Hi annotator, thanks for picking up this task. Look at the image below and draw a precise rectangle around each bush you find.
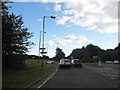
[2,54,26,70]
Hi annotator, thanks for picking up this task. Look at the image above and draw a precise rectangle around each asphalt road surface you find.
[30,63,119,88]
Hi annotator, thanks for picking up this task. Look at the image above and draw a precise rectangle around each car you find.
[113,60,120,64]
[105,61,114,64]
[59,59,71,69]
[71,59,82,68]
[45,60,55,64]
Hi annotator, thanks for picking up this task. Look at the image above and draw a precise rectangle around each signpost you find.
[93,56,97,59]
[93,56,102,67]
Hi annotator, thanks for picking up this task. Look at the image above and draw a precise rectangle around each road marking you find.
[111,78,115,79]
[103,73,106,76]
[84,65,117,88]
[37,68,58,88]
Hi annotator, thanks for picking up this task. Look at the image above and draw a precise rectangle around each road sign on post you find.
[40,48,46,50]
[93,56,97,59]
[98,60,102,67]
[41,52,47,54]
[93,56,98,62]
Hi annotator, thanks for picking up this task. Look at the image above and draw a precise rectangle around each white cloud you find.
[12,0,119,2]
[38,18,42,22]
[12,0,118,33]
[54,4,61,11]
[64,35,94,43]
[56,0,118,33]
[69,44,88,49]
[45,40,55,46]
[45,34,94,46]
[56,16,70,25]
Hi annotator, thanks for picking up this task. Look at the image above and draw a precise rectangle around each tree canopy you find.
[2,3,34,55]
[69,44,119,62]
[2,3,34,70]
[54,47,65,61]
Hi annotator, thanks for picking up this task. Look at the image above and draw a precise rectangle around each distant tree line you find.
[69,44,119,62]
[54,44,119,62]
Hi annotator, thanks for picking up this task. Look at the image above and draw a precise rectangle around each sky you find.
[7,0,119,58]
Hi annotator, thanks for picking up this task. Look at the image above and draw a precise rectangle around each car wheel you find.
[59,66,61,69]
[81,65,82,68]
[69,66,70,69]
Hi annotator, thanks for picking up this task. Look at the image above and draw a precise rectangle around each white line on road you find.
[84,65,118,88]
[37,68,58,88]
[111,78,115,79]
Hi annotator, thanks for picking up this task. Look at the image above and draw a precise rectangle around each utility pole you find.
[38,31,42,63]
[40,15,56,67]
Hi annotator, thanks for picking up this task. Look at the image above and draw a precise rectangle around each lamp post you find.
[38,31,46,63]
[41,15,56,67]
[38,31,42,63]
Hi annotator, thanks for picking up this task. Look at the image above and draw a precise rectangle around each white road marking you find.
[84,65,117,88]
[37,68,58,88]
[103,74,106,75]
[111,78,115,79]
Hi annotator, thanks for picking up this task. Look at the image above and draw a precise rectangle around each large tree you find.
[70,44,105,62]
[2,3,34,55]
[2,3,34,69]
[54,47,65,61]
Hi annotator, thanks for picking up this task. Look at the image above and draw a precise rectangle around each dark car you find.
[71,59,82,68]
[59,59,71,69]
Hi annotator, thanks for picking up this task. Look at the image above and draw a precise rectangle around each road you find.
[30,63,119,88]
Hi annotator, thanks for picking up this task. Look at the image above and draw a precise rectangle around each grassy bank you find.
[84,62,104,67]
[3,59,54,88]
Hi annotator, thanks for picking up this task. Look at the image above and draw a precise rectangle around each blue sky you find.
[9,0,118,57]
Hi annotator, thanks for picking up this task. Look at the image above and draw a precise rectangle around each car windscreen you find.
[74,60,81,63]
[65,60,70,63]
[60,60,65,63]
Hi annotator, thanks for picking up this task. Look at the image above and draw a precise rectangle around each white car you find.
[45,60,55,64]
[59,59,71,69]
[105,61,113,64]
[113,60,120,64]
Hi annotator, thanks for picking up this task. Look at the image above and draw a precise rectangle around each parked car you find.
[71,59,82,68]
[45,60,55,64]
[105,61,114,64]
[59,59,71,69]
[113,60,120,64]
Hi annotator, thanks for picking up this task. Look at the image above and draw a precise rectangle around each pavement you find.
[29,62,119,88]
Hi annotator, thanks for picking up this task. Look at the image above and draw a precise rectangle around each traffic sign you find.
[40,48,46,50]
[41,52,47,54]
[93,56,97,59]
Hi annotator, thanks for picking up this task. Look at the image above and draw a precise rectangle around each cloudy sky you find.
[10,0,119,57]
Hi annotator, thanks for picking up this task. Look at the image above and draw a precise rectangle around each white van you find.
[113,60,120,64]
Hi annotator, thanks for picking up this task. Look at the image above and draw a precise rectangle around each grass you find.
[84,62,104,67]
[3,59,54,88]
[25,59,49,68]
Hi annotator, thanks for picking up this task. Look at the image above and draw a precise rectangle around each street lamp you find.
[38,31,46,63]
[41,15,56,67]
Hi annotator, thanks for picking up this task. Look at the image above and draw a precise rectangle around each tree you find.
[54,47,65,61]
[70,44,105,62]
[2,3,34,70]
[2,3,34,55]
[114,43,120,61]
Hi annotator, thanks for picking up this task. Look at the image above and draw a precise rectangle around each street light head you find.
[51,16,56,19]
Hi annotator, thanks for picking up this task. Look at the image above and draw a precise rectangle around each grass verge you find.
[3,59,54,88]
